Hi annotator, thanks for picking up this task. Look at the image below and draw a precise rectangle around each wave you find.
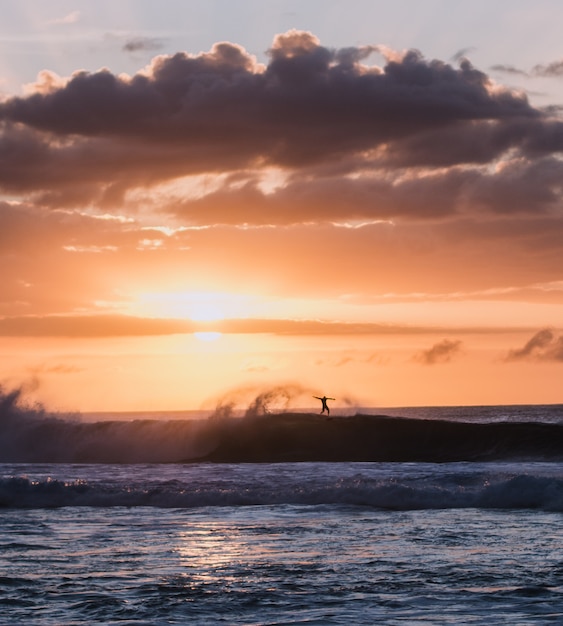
[1,469,562,512]
[2,386,563,463]
[197,412,563,463]
[0,386,217,463]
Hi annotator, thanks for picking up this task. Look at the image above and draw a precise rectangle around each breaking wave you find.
[1,385,563,464]
[0,386,217,463]
[1,464,562,511]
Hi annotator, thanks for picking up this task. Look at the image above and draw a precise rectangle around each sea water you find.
[1,403,562,625]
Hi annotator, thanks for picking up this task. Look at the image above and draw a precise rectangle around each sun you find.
[131,291,230,321]
[188,301,224,322]
[184,294,225,342]
[187,295,227,341]
[129,290,267,342]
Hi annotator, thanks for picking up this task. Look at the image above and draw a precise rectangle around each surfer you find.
[314,395,335,416]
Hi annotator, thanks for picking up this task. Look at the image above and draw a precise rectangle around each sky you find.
[1,0,563,412]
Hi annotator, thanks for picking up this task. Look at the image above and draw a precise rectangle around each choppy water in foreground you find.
[1,461,563,625]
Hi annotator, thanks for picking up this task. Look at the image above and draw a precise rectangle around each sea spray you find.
[211,382,322,417]
[0,384,216,463]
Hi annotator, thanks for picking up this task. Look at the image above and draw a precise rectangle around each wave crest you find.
[1,471,562,511]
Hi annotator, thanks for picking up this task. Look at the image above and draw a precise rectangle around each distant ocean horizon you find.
[81,402,563,424]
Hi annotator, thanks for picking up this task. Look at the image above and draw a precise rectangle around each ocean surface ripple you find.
[1,478,562,626]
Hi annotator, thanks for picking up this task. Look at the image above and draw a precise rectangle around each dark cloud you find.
[163,172,466,225]
[384,117,563,168]
[467,156,563,214]
[2,39,537,145]
[490,64,529,77]
[532,60,563,78]
[0,30,555,214]
[123,37,164,53]
[505,328,563,362]
[412,339,463,365]
[163,154,563,226]
[452,47,476,63]
[492,59,563,79]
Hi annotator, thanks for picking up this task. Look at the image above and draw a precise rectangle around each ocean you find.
[1,391,562,625]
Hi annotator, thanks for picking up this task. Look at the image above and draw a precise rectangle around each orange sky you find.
[1,28,563,411]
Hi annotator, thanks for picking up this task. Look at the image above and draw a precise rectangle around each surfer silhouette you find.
[314,395,335,416]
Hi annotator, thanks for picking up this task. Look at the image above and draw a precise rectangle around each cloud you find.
[452,47,476,63]
[162,154,563,225]
[490,64,529,77]
[0,312,512,339]
[0,315,195,337]
[505,328,563,362]
[2,37,536,149]
[412,339,463,365]
[315,352,387,367]
[3,29,561,223]
[492,58,563,79]
[532,60,563,78]
[123,37,164,53]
